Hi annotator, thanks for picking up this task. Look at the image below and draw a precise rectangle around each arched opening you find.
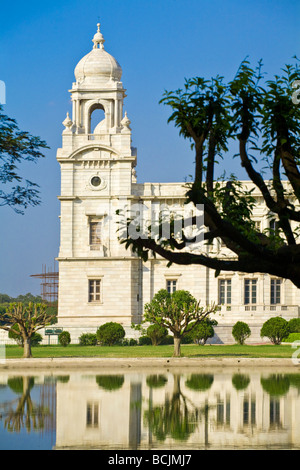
[89,104,106,134]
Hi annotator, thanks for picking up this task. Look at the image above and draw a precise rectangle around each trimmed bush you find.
[260,316,290,345]
[30,332,43,346]
[188,318,218,345]
[146,324,168,346]
[59,331,71,347]
[96,322,125,346]
[79,333,97,346]
[288,318,300,333]
[181,334,194,344]
[122,338,138,346]
[282,332,300,343]
[138,335,152,346]
[160,335,174,345]
[232,321,251,345]
[129,338,138,346]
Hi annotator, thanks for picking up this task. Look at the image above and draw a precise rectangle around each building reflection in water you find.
[54,369,300,449]
[0,368,300,449]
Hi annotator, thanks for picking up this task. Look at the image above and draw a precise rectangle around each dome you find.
[74,24,122,86]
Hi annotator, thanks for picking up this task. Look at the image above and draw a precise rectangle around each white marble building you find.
[56,24,300,343]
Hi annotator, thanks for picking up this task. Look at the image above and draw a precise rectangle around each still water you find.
[0,367,300,450]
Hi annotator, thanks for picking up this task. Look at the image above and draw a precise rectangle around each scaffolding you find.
[30,264,59,305]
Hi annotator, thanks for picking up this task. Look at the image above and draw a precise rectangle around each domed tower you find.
[72,23,124,134]
[56,24,140,335]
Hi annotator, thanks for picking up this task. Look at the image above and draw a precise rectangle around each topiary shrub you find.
[282,332,300,343]
[260,316,290,345]
[232,321,251,345]
[181,334,194,344]
[122,338,138,346]
[138,335,152,345]
[129,338,138,346]
[188,318,218,345]
[288,318,300,333]
[160,335,174,345]
[146,324,168,346]
[30,332,43,346]
[79,333,97,346]
[96,322,125,346]
[59,331,71,347]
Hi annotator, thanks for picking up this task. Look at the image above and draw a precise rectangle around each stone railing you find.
[215,304,299,323]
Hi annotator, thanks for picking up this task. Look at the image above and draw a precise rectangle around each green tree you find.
[96,322,125,346]
[58,331,71,347]
[143,289,217,357]
[8,325,42,347]
[0,293,52,327]
[189,318,218,345]
[79,333,98,346]
[146,324,168,346]
[0,302,55,358]
[0,105,48,213]
[119,59,300,289]
[288,318,300,333]
[232,321,251,345]
[260,316,290,345]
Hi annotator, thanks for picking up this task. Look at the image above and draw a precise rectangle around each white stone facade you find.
[55,25,300,344]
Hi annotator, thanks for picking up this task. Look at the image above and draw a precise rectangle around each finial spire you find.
[92,22,105,49]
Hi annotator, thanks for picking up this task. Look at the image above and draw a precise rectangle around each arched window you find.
[89,103,105,134]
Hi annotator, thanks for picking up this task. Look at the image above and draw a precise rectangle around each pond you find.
[0,367,300,450]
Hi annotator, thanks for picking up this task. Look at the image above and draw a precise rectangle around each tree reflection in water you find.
[1,377,52,433]
[144,374,213,442]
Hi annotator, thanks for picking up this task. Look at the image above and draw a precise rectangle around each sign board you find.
[45,328,63,335]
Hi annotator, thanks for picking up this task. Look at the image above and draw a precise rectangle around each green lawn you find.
[3,343,295,359]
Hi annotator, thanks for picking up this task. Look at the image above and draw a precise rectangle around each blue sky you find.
[0,0,299,296]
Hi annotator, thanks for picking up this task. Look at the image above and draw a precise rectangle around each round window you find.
[91,176,101,187]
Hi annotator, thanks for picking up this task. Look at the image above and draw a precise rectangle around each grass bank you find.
[3,343,296,359]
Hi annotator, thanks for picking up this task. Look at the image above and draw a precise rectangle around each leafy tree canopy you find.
[0,104,48,214]
[142,289,216,356]
[120,58,300,288]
